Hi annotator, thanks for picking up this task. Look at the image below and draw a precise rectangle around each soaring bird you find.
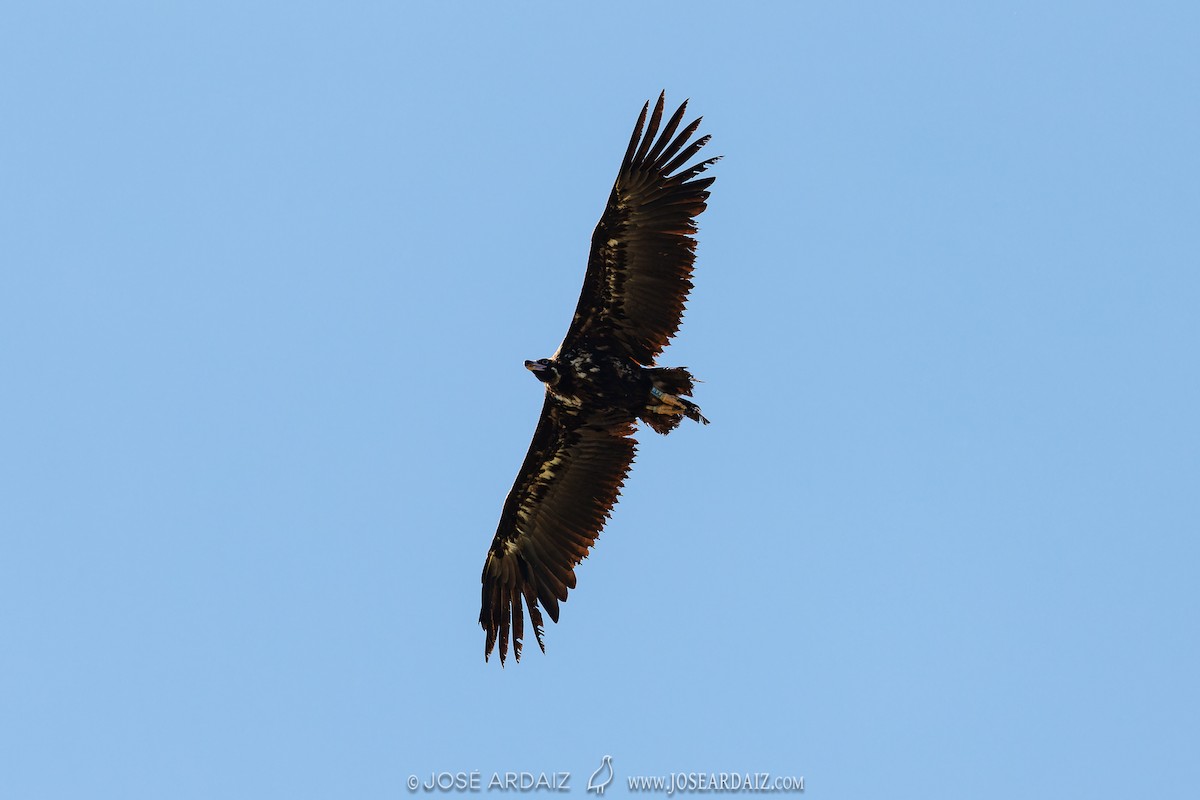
[479,93,718,664]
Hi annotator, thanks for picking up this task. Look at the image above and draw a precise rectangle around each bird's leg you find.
[649,386,688,411]
[648,386,709,425]
[647,404,687,416]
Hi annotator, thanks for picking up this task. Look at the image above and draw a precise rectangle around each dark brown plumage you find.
[480,93,718,664]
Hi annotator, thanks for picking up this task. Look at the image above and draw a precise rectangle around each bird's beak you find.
[524,360,546,373]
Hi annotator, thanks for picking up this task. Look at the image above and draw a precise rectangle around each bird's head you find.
[524,358,560,386]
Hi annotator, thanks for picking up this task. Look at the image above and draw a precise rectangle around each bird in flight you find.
[480,93,718,664]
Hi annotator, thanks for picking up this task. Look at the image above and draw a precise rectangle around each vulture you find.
[479,93,718,664]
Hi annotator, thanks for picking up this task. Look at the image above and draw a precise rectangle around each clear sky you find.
[2,2,1197,798]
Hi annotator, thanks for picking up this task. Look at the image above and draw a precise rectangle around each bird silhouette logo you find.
[587,754,614,795]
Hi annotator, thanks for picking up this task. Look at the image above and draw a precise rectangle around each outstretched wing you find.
[561,92,719,364]
[480,399,637,664]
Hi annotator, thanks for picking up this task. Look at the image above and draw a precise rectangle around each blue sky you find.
[2,2,1197,798]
